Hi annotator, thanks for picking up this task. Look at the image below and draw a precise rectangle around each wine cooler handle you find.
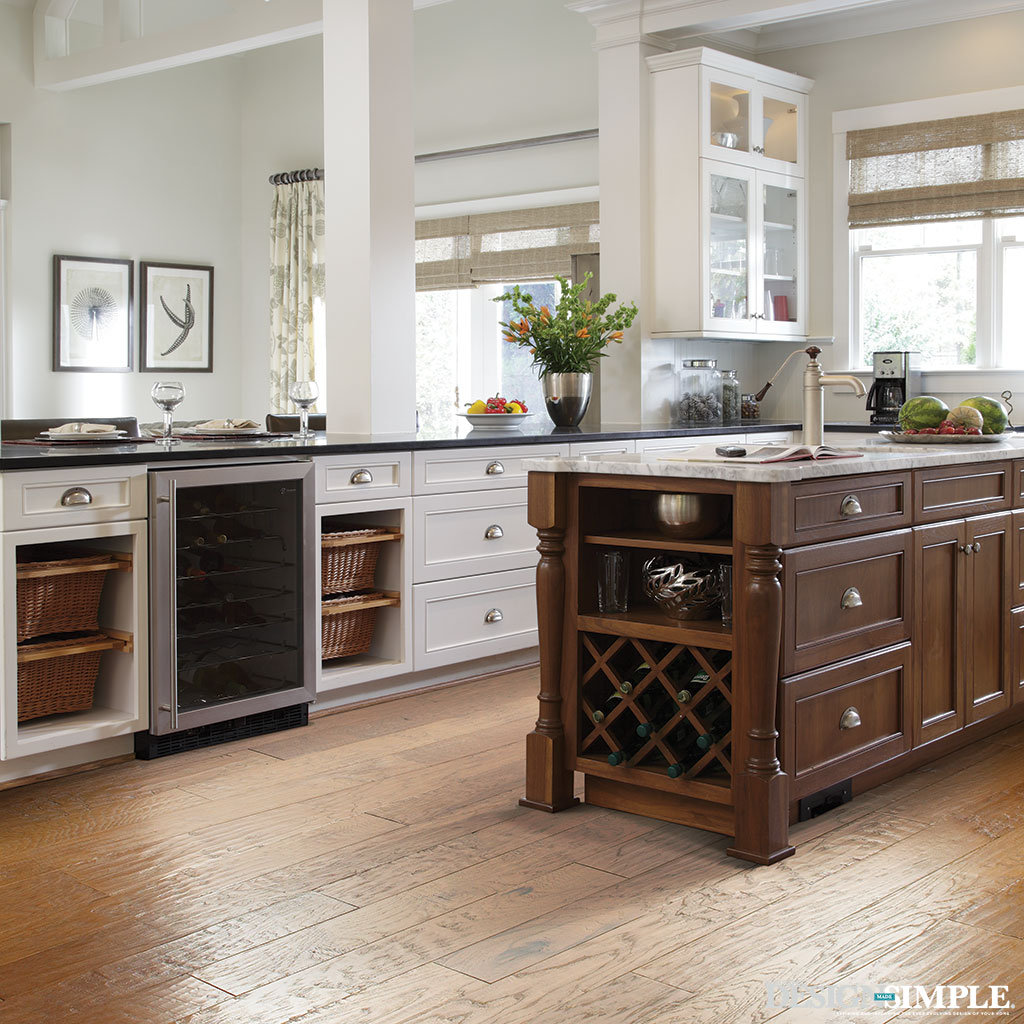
[163,479,179,732]
[350,469,373,485]
[60,486,93,507]
[484,608,503,624]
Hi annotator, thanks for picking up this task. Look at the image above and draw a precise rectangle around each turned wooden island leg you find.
[520,472,579,812]
[728,484,794,863]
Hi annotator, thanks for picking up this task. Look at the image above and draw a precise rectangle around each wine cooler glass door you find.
[149,461,316,735]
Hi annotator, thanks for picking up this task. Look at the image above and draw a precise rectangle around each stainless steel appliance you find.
[865,351,918,424]
[138,459,316,757]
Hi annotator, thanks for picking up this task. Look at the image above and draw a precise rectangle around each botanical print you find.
[54,256,132,371]
[141,263,213,372]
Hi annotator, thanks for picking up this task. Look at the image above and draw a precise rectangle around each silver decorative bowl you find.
[642,557,720,620]
[653,492,728,539]
[711,131,739,148]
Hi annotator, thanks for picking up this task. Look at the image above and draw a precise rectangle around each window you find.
[414,201,598,431]
[839,98,1024,371]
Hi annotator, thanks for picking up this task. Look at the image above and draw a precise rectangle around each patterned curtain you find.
[269,179,325,412]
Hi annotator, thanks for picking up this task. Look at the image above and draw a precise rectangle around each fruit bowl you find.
[879,431,1007,445]
[457,412,532,430]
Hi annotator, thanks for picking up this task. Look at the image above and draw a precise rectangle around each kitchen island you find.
[521,440,1024,863]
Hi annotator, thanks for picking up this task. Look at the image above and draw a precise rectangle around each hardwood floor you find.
[1,666,1023,1024]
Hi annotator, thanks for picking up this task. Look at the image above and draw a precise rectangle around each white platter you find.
[179,426,266,436]
[456,412,531,430]
[879,431,1006,444]
[39,430,127,441]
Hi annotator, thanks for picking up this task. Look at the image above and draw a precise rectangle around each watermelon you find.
[898,396,949,432]
[959,396,1009,434]
[947,405,984,430]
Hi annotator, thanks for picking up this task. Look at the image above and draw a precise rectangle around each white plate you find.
[39,430,127,441]
[457,412,531,430]
[179,426,266,436]
[879,430,1007,444]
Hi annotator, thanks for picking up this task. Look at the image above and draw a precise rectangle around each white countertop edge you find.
[522,439,1024,483]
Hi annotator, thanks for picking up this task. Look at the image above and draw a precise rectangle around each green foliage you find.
[494,273,638,377]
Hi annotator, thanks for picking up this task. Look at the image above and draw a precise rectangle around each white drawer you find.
[2,466,148,531]
[635,433,743,457]
[412,444,569,494]
[413,488,536,583]
[316,451,410,504]
[413,567,538,670]
[568,440,637,457]
[746,431,796,446]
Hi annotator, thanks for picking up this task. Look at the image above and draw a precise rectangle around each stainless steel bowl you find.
[642,557,720,620]
[653,492,728,539]
[711,131,739,148]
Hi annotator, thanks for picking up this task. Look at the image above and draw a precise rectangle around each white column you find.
[594,33,671,424]
[322,0,416,435]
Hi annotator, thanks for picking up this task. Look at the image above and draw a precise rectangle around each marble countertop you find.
[523,435,1024,483]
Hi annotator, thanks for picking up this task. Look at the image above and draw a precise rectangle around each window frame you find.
[832,85,1024,385]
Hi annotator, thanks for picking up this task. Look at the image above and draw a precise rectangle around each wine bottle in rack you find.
[591,693,623,724]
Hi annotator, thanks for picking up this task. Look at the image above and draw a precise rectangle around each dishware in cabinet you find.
[145,461,316,745]
[0,519,148,761]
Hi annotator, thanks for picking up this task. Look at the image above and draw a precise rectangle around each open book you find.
[659,443,864,464]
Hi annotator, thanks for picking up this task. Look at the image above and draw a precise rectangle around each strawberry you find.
[967,427,982,435]
[938,426,955,434]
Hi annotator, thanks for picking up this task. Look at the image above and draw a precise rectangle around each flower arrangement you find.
[495,273,638,378]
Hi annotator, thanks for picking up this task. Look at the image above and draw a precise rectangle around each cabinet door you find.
[1012,607,1024,705]
[1012,509,1024,605]
[964,512,1013,724]
[703,70,757,162]
[756,83,806,175]
[703,160,756,335]
[913,521,965,746]
[757,171,804,337]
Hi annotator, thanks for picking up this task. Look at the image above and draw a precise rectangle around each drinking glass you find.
[289,380,319,438]
[597,549,629,614]
[718,563,733,629]
[150,381,185,446]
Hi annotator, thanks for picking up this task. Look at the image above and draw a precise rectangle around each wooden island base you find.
[521,449,1024,862]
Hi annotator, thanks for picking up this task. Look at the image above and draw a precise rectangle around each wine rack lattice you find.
[579,632,733,782]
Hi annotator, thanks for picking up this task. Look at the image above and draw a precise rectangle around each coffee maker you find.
[865,351,918,424]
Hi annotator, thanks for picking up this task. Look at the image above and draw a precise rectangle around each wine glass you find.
[289,380,319,438]
[150,381,185,445]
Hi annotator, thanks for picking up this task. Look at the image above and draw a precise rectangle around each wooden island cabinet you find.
[520,445,1024,864]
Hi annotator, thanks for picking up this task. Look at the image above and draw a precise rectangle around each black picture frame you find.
[140,261,214,373]
[52,254,134,373]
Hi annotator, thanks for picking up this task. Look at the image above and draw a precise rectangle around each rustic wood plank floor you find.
[1,666,1023,1024]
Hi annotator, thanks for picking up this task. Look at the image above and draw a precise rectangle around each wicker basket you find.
[321,592,398,660]
[321,527,397,596]
[16,552,119,643]
[17,634,107,721]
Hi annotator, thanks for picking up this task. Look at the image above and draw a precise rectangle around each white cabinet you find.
[568,440,637,458]
[412,444,568,494]
[316,451,410,504]
[648,47,812,341]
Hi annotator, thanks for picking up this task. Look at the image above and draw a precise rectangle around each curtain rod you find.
[269,168,323,185]
[269,130,599,183]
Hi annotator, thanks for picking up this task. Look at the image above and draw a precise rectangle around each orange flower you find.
[519,318,530,333]
[540,305,550,317]
[575,328,589,339]
[610,331,624,340]
[529,347,536,354]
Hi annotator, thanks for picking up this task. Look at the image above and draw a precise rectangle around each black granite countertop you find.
[0,419,809,470]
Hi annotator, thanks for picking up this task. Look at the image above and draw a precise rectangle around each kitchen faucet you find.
[754,346,867,447]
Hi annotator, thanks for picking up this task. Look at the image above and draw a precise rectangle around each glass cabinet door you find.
[706,163,754,330]
[757,86,804,171]
[760,176,801,334]
[706,74,754,159]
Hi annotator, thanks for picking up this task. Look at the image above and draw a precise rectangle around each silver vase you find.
[542,372,593,427]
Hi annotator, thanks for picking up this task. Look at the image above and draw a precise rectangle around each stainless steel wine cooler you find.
[140,460,316,754]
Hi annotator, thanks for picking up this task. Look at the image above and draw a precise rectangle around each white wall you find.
[0,3,245,423]
[753,8,1024,422]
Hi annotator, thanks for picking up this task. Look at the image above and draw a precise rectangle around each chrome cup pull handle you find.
[841,586,863,609]
[840,495,863,517]
[350,469,373,485]
[60,486,93,507]
[484,524,504,540]
[840,706,862,730]
[484,608,503,624]
[485,461,504,475]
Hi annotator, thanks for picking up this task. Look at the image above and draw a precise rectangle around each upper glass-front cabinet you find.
[703,72,806,175]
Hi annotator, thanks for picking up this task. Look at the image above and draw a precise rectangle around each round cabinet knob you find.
[840,495,863,517]
[484,524,504,540]
[840,706,862,730]
[840,586,863,609]
[972,541,981,553]
[60,486,93,507]
[960,544,973,556]
[350,469,373,485]
[483,608,503,624]
[485,461,505,475]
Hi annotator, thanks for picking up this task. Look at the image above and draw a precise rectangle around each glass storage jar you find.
[676,359,723,425]
[741,393,760,420]
[721,369,741,425]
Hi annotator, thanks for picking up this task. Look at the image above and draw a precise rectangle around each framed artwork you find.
[140,261,214,372]
[52,255,133,372]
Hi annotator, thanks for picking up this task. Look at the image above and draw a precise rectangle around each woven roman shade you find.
[847,109,1024,227]
[415,202,599,290]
